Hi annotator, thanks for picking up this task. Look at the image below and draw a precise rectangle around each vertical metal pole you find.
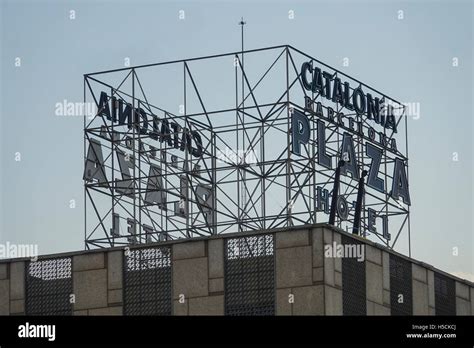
[285,47,291,226]
[261,121,265,229]
[137,79,142,244]
[383,105,389,247]
[355,84,365,236]
[310,60,317,225]
[164,63,171,239]
[83,76,87,249]
[235,55,240,232]
[184,62,188,237]
[352,170,367,235]
[132,69,136,244]
[212,132,217,235]
[329,160,345,225]
[405,109,411,257]
[111,87,115,246]
[239,18,246,231]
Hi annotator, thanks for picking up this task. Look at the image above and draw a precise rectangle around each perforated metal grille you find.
[26,257,73,315]
[224,234,275,316]
[389,253,413,315]
[434,272,455,316]
[124,247,172,315]
[341,235,366,315]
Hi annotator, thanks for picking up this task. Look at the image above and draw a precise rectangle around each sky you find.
[0,0,473,280]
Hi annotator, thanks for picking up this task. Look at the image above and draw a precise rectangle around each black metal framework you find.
[224,234,275,315]
[434,272,456,316]
[124,246,172,315]
[83,45,410,252]
[389,253,413,315]
[26,257,73,315]
[341,235,366,315]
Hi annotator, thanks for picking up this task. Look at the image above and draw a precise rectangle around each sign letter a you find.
[340,133,359,180]
[144,165,167,209]
[83,139,107,184]
[391,158,411,205]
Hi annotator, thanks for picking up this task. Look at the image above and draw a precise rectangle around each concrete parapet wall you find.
[0,224,471,316]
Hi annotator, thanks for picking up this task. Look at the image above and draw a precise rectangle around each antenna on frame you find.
[238,17,247,231]
[239,17,246,52]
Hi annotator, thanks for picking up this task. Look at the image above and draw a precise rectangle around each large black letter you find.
[391,158,411,205]
[340,133,359,180]
[191,130,203,158]
[365,143,384,193]
[317,120,332,168]
[301,62,313,91]
[291,110,310,156]
[116,150,134,197]
[98,92,111,120]
[83,139,107,184]
[144,165,167,209]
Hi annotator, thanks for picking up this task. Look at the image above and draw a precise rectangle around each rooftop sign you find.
[83,45,410,250]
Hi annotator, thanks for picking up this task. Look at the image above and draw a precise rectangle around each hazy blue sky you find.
[1,0,472,280]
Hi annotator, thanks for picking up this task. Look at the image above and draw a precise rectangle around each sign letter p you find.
[291,110,310,156]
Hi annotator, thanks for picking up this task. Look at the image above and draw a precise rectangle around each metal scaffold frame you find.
[83,45,410,252]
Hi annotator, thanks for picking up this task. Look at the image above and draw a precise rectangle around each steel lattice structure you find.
[83,45,410,251]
